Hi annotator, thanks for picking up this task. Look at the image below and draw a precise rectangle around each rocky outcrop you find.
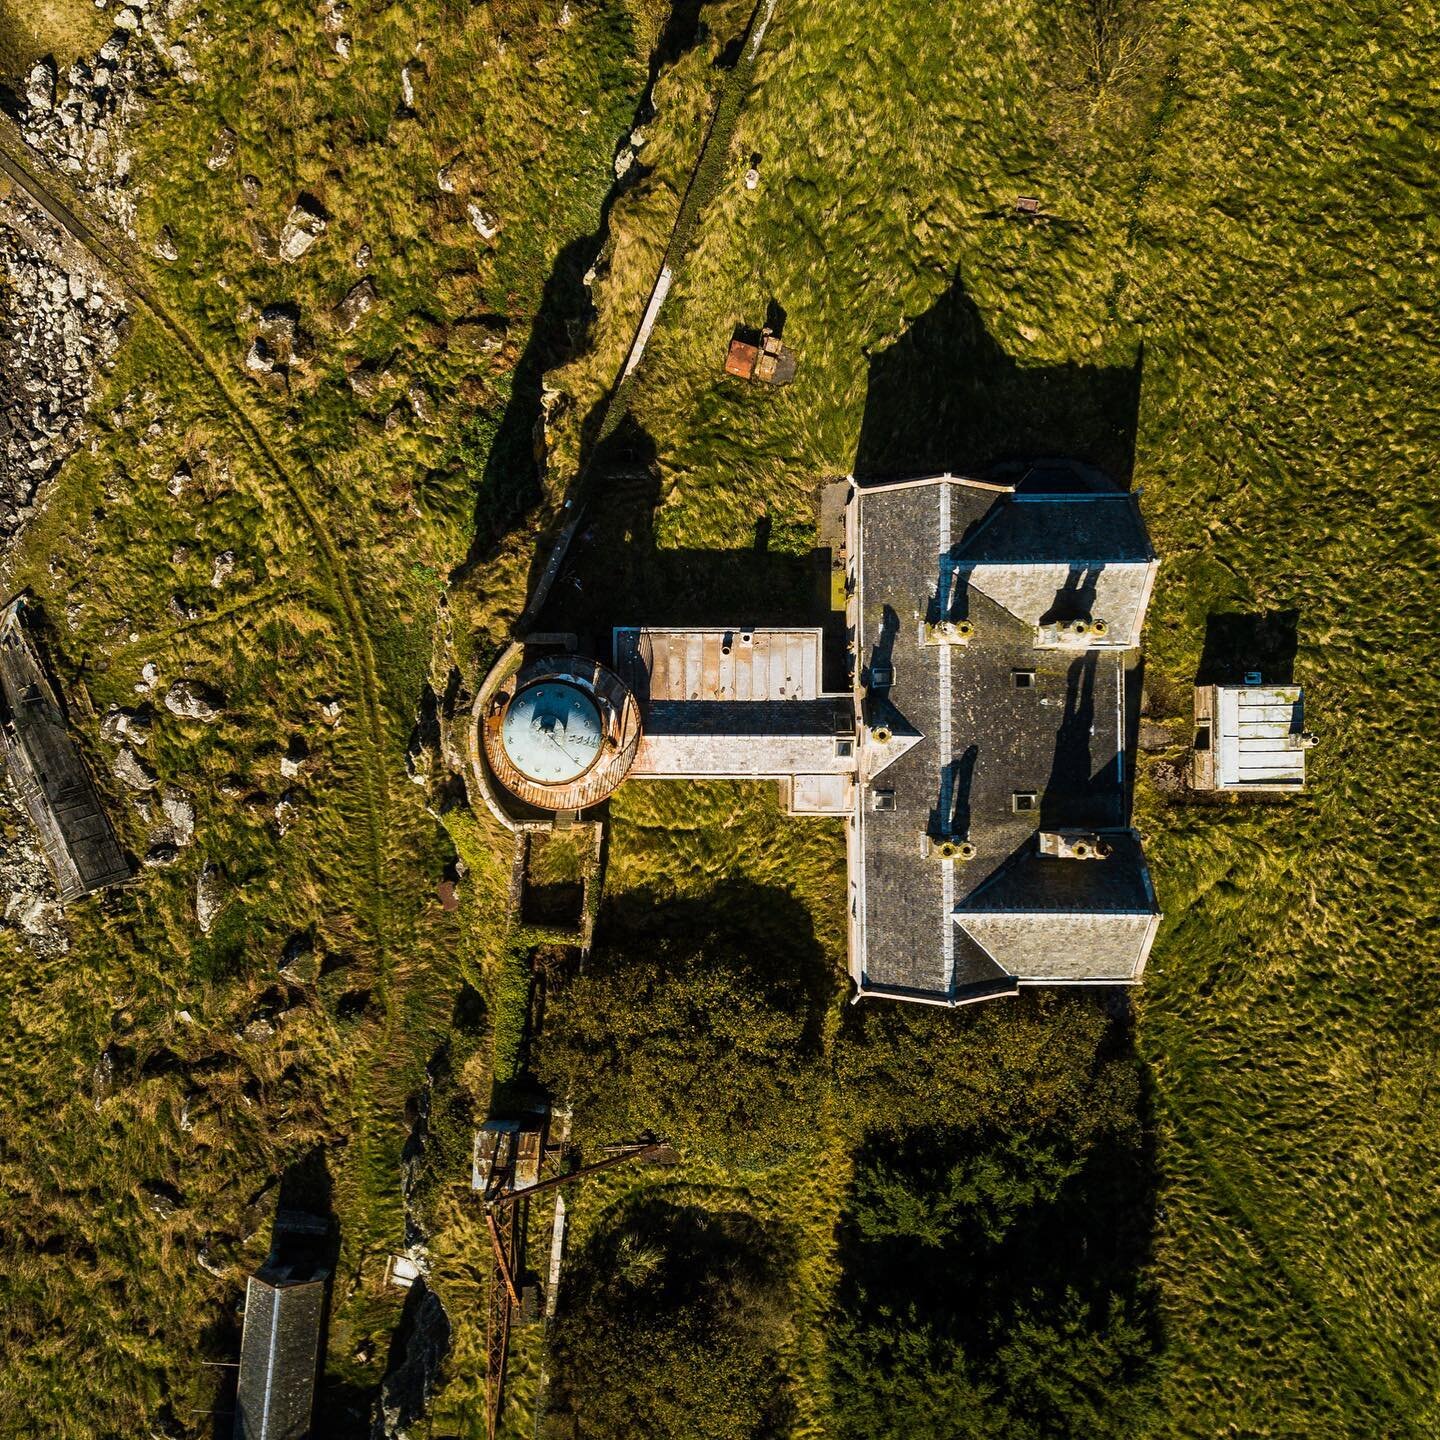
[163,679,224,721]
[0,780,66,956]
[0,210,126,555]
[19,0,208,235]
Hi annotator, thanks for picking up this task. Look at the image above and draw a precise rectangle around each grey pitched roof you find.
[0,601,130,901]
[852,478,1160,1003]
[947,494,1158,645]
[957,830,1155,914]
[954,831,1158,982]
[235,1268,327,1440]
[954,492,1154,566]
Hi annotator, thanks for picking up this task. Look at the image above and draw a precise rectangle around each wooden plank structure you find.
[0,597,130,901]
[724,326,796,385]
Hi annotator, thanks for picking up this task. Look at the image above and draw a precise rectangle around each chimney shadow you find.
[852,266,1142,487]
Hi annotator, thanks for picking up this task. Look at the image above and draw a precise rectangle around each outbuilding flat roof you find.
[1215,684,1306,789]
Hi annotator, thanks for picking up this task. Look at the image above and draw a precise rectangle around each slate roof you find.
[955,492,1154,566]
[950,493,1157,645]
[851,477,1160,1003]
[235,1266,327,1440]
[0,600,130,902]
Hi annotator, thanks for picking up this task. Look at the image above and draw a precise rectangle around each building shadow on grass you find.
[1196,609,1299,686]
[827,999,1162,1437]
[451,0,717,585]
[853,266,1143,486]
[537,413,848,685]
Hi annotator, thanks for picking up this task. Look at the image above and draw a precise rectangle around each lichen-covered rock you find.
[205,126,237,171]
[113,747,158,791]
[196,862,227,933]
[465,203,499,239]
[157,785,196,847]
[141,1179,184,1219]
[245,337,275,374]
[210,550,235,587]
[279,197,328,262]
[25,59,57,113]
[274,787,303,836]
[335,278,377,333]
[164,679,223,722]
[100,706,151,747]
[280,932,320,984]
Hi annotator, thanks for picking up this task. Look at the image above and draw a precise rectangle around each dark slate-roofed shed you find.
[235,1265,327,1440]
[0,597,130,901]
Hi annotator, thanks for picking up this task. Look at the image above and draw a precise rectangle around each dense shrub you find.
[535,885,831,1166]
[827,1004,1160,1440]
[546,1200,797,1440]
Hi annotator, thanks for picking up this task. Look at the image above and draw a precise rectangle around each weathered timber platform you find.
[0,598,130,901]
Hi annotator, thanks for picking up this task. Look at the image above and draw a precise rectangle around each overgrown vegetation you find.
[547,1199,799,1440]
[523,0,1440,1430]
[4,0,1437,1430]
[0,0,679,1431]
[537,879,832,1165]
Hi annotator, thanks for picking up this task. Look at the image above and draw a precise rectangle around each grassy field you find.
[2,0,1437,1432]
[0,0,689,1431]
[518,0,1440,1431]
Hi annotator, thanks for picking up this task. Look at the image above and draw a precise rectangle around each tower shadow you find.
[450,0,718,584]
[852,267,1143,486]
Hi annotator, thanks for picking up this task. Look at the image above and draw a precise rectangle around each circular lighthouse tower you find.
[479,655,641,812]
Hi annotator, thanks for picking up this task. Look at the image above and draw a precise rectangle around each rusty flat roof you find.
[613,627,825,703]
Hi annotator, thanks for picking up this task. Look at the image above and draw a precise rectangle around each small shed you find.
[1191,682,1314,792]
[472,1111,547,1197]
[724,327,796,385]
[234,1264,328,1440]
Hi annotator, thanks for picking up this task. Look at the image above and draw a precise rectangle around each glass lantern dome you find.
[501,680,605,784]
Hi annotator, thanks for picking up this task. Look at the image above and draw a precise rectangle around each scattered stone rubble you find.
[0,207,126,555]
[0,781,67,956]
[20,0,208,235]
[279,196,328,263]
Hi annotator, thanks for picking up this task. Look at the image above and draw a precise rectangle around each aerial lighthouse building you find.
[475,472,1162,1007]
